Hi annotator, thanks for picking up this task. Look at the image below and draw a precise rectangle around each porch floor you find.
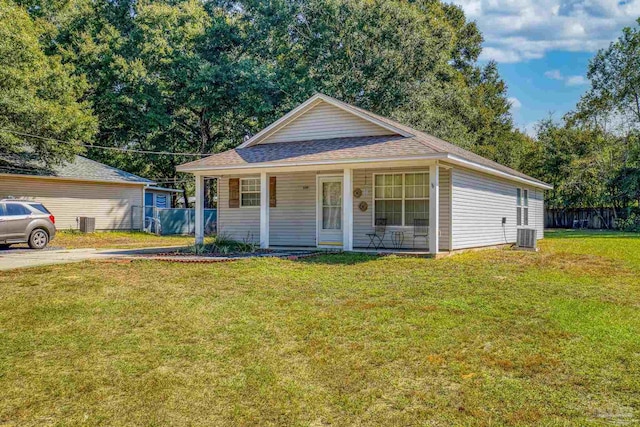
[269,246,437,257]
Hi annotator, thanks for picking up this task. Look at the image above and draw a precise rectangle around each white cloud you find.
[543,69,590,86]
[451,0,640,63]
[565,75,589,86]
[544,70,563,80]
[508,97,522,110]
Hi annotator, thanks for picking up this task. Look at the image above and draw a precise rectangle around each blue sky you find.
[449,0,640,135]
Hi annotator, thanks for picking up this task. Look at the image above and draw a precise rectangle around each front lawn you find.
[1,231,639,425]
[52,230,208,249]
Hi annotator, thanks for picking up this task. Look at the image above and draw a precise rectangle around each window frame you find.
[239,177,261,208]
[516,187,529,227]
[372,171,430,227]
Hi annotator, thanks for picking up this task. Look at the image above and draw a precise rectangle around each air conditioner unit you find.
[516,228,537,250]
[78,217,96,233]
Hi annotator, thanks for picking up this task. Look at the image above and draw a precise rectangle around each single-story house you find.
[177,93,552,253]
[0,155,153,230]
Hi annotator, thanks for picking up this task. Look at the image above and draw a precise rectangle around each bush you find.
[615,213,640,232]
[190,232,259,255]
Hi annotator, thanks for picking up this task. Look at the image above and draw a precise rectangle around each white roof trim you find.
[145,186,183,193]
[238,93,413,148]
[0,172,153,186]
[177,153,551,189]
[445,155,553,190]
[180,154,445,173]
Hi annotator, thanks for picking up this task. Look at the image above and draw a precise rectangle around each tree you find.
[586,18,640,126]
[0,0,96,167]
[22,0,523,185]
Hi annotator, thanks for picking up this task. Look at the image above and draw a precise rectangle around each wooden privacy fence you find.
[545,208,617,229]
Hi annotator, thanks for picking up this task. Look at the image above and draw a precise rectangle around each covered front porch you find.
[193,160,450,254]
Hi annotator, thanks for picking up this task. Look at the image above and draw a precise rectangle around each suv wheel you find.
[29,229,49,249]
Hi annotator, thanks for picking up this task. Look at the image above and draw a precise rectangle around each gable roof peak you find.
[238,94,413,148]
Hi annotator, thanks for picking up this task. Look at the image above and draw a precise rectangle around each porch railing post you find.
[429,162,439,254]
[343,168,353,251]
[260,171,269,248]
[195,174,205,245]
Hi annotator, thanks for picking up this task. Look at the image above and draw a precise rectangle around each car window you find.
[5,203,31,216]
[28,203,50,214]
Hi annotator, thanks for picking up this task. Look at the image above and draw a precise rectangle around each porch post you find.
[429,162,439,254]
[260,171,269,248]
[195,174,205,245]
[343,168,353,251]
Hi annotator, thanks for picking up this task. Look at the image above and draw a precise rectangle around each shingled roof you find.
[0,153,153,184]
[178,93,549,188]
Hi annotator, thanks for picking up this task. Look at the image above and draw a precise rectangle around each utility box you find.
[516,228,537,251]
[78,217,96,233]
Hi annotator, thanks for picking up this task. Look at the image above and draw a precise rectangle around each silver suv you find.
[0,199,56,249]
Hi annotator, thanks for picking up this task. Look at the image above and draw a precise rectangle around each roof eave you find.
[176,153,551,189]
[0,172,154,186]
[445,154,552,190]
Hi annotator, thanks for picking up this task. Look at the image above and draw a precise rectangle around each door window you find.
[322,181,342,230]
[5,203,31,216]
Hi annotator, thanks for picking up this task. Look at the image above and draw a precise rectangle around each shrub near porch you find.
[0,230,639,425]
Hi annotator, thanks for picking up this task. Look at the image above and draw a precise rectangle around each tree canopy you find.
[0,0,96,167]
[6,0,523,187]
[525,18,640,224]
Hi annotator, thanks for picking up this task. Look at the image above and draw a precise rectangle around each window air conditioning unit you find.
[78,217,96,233]
[516,228,537,251]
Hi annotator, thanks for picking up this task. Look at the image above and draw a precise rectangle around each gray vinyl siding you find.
[260,101,396,144]
[352,166,451,250]
[439,169,451,250]
[0,175,143,230]
[450,167,544,250]
[269,172,316,247]
[217,176,260,243]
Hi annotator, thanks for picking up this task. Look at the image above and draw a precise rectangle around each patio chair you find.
[367,218,387,249]
[413,218,428,249]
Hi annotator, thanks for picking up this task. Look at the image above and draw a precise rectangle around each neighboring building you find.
[0,155,153,230]
[178,93,551,253]
[145,186,183,209]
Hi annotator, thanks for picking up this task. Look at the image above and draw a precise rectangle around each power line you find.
[0,129,214,157]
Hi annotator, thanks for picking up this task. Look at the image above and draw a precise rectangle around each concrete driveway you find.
[0,246,185,271]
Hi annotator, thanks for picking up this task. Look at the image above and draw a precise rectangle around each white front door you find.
[317,176,343,247]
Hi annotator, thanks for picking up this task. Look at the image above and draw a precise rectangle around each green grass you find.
[1,230,639,425]
[51,230,211,249]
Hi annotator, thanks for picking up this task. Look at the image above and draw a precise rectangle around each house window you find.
[517,188,529,226]
[145,192,154,207]
[374,172,429,226]
[156,194,167,209]
[240,178,261,207]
